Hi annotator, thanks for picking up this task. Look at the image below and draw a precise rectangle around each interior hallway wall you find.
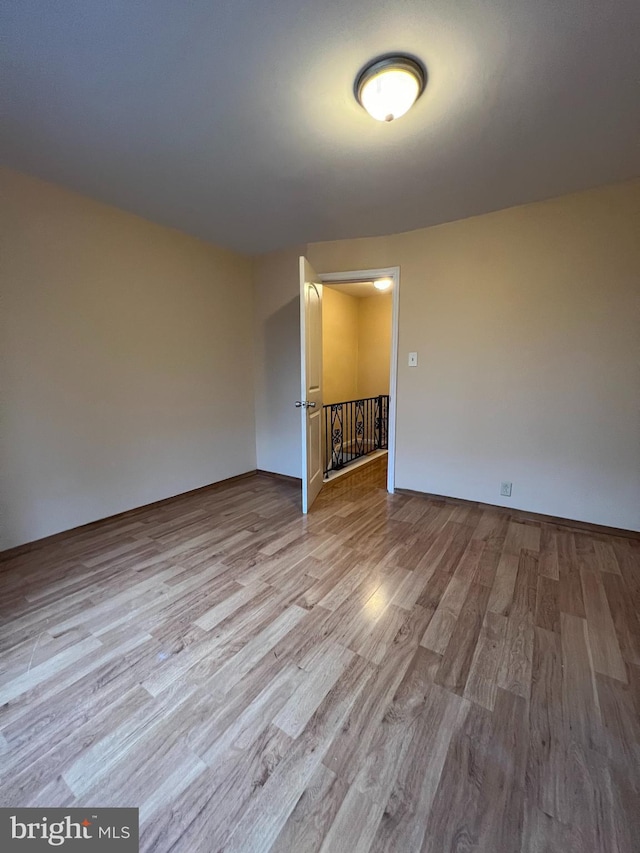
[1,168,256,550]
[322,288,392,404]
[357,293,392,399]
[322,287,359,404]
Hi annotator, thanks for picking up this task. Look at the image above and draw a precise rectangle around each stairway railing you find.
[323,395,389,476]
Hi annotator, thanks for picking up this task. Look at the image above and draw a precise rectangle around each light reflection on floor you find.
[365,588,388,618]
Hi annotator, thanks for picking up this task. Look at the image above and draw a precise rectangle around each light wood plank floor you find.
[1,458,639,852]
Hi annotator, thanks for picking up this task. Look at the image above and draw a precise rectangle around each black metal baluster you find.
[322,395,390,475]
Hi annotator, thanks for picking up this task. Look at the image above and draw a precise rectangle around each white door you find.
[298,256,323,513]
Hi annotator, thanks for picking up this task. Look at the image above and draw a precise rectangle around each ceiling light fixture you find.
[374,278,392,290]
[355,55,426,122]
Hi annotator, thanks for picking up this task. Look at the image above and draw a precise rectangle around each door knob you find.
[295,401,317,409]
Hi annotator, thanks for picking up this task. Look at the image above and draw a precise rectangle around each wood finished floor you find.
[1,458,640,852]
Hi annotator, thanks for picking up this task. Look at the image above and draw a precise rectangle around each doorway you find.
[297,258,400,512]
[321,279,392,482]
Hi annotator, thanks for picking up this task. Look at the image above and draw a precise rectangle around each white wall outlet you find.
[500,481,513,497]
[408,352,418,367]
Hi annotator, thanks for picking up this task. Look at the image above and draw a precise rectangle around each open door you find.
[298,257,323,513]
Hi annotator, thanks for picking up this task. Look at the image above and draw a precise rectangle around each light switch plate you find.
[408,352,418,367]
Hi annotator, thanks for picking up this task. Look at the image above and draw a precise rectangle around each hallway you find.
[1,467,638,851]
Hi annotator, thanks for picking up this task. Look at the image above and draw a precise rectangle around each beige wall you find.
[252,246,306,478]
[1,168,256,549]
[322,287,359,404]
[322,287,391,404]
[308,180,640,530]
[358,293,392,399]
[13,171,631,542]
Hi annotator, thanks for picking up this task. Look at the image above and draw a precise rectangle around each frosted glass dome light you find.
[355,55,426,122]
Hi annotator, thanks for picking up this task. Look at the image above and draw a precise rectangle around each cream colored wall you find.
[322,287,359,404]
[252,245,306,478]
[358,293,392,399]
[308,181,640,531]
[322,287,391,404]
[0,168,256,550]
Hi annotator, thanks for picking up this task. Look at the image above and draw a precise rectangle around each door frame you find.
[317,266,400,494]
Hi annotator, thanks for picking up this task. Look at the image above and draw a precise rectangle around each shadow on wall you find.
[263,296,302,477]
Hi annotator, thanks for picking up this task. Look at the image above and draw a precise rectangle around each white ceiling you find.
[1,1,638,255]
[325,281,390,298]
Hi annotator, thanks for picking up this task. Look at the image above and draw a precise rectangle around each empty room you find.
[1,1,639,852]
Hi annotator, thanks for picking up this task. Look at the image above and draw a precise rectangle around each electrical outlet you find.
[500,481,512,497]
